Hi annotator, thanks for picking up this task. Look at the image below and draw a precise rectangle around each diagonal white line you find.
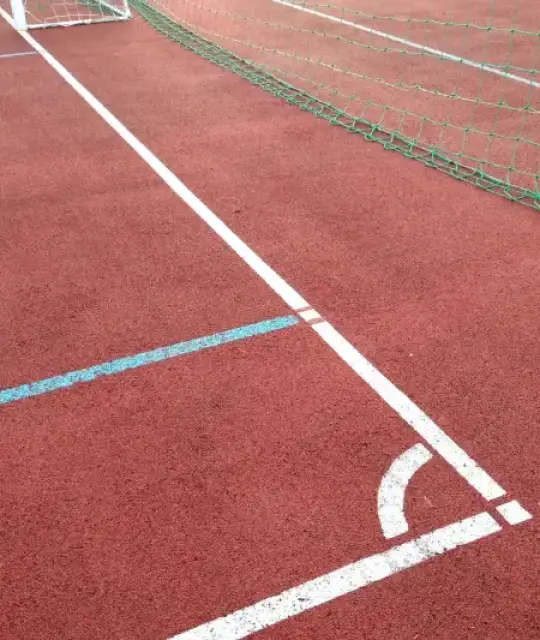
[0,50,36,59]
[170,512,502,639]
[272,0,540,89]
[1,10,532,639]
[0,4,507,502]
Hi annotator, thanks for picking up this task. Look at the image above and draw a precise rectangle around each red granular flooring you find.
[0,11,538,640]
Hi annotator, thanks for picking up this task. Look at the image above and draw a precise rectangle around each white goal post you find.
[8,0,130,30]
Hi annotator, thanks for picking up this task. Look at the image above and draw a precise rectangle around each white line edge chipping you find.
[377,443,433,539]
[271,0,540,89]
[0,5,507,503]
[170,512,502,639]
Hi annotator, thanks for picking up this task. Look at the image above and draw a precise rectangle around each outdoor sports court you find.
[0,1,539,638]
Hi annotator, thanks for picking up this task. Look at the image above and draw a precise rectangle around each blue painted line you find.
[0,315,299,406]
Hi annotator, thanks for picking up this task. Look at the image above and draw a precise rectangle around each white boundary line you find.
[312,321,505,500]
[1,11,534,639]
[377,443,433,539]
[271,0,540,90]
[0,5,507,503]
[171,512,502,639]
[496,500,532,525]
[0,50,36,59]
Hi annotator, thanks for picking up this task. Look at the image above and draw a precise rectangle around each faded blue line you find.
[0,315,298,406]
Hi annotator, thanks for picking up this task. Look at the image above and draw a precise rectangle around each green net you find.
[132,0,540,210]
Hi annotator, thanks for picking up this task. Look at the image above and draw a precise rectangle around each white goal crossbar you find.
[9,0,130,30]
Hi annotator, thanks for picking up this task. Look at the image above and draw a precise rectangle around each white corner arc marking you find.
[170,512,501,639]
[378,443,433,539]
[0,6,507,503]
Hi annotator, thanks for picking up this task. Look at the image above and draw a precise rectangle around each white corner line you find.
[0,7,507,503]
[170,512,502,639]
[496,500,533,525]
[271,0,540,90]
[0,50,37,59]
[310,321,505,501]
[378,443,433,539]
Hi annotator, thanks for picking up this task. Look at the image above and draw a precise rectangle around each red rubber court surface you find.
[0,7,539,640]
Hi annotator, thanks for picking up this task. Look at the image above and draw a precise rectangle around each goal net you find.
[7,0,130,29]
[131,0,539,209]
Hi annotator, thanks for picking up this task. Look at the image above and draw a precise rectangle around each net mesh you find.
[132,0,540,210]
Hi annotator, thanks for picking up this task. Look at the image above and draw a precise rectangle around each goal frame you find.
[9,0,131,30]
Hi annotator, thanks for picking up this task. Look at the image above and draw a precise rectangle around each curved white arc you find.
[378,443,433,539]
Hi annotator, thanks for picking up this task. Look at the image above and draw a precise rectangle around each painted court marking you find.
[1,10,533,638]
[0,316,298,405]
[377,443,433,539]
[0,50,36,59]
[496,500,533,525]
[272,0,540,89]
[171,512,503,639]
[0,9,507,503]
[310,320,504,501]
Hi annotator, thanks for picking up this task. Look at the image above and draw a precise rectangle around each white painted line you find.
[377,443,433,539]
[271,0,540,90]
[298,308,321,322]
[311,321,505,501]
[0,7,310,313]
[0,51,36,59]
[170,512,501,639]
[0,5,508,504]
[496,500,532,525]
